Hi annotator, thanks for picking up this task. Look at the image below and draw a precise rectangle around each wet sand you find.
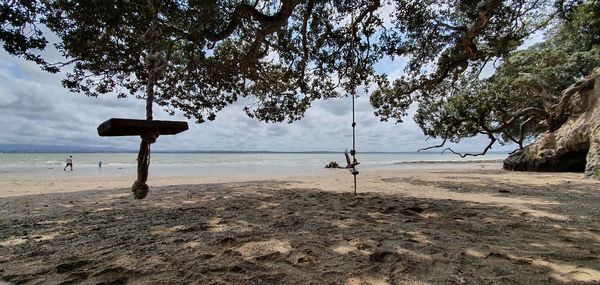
[1,163,599,284]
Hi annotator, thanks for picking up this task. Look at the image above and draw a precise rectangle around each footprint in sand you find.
[369,251,403,263]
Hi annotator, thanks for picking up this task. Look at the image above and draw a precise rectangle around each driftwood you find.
[325,161,340,168]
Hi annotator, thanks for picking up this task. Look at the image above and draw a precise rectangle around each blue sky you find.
[0,48,511,153]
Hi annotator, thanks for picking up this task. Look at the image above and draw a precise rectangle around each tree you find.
[3,0,386,122]
[3,0,386,198]
[387,0,600,156]
[1,0,562,197]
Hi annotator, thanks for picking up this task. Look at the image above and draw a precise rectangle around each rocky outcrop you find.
[503,67,600,179]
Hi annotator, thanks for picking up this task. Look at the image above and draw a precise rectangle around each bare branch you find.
[242,0,303,78]
[442,131,497,158]
[418,137,448,152]
[296,0,316,88]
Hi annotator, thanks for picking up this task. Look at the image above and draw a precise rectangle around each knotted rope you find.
[132,132,158,199]
[131,18,166,199]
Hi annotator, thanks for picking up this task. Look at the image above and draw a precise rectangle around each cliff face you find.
[503,67,600,179]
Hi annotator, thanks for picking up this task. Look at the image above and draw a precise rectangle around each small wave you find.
[392,159,503,165]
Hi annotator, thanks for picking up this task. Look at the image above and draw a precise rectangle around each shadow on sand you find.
[0,176,599,284]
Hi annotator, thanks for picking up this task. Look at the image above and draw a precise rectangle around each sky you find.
[0,47,513,153]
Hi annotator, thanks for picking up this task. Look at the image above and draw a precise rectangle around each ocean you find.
[0,152,507,179]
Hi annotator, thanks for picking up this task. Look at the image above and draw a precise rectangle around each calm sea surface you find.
[0,152,507,179]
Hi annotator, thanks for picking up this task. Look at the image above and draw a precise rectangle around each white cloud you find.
[0,49,514,153]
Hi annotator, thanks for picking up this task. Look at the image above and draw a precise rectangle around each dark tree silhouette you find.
[1,0,569,196]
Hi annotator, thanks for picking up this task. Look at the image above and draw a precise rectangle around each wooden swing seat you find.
[97,118,188,136]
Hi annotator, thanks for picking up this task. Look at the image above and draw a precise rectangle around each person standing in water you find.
[99,161,102,168]
[64,155,73,171]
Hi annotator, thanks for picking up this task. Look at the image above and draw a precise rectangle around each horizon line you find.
[0,149,510,154]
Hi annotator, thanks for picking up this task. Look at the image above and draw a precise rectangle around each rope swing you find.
[96,1,187,200]
[349,86,359,196]
[348,9,359,196]
[132,7,167,199]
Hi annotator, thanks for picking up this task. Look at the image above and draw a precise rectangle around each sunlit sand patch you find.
[531,259,600,283]
[0,236,27,246]
[564,230,600,242]
[346,276,390,285]
[208,217,226,232]
[150,225,189,236]
[207,217,258,233]
[332,239,373,256]
[232,220,259,232]
[332,243,356,255]
[396,247,433,262]
[251,191,275,198]
[428,173,584,188]
[482,251,600,283]
[236,239,292,259]
[481,217,500,224]
[421,212,440,219]
[183,241,201,249]
[405,231,432,244]
[195,197,217,203]
[1,231,59,246]
[105,193,130,199]
[463,248,487,258]
[365,211,397,225]
[332,218,358,229]
[257,201,280,209]
[35,232,59,241]
[37,219,72,225]
[111,255,140,271]
[367,212,387,219]
[381,178,565,213]
[519,209,570,221]
[91,207,114,213]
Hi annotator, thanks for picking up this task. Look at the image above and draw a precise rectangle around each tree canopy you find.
[1,0,563,127]
[408,0,600,156]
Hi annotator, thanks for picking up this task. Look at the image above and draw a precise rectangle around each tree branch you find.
[418,137,448,152]
[487,107,549,132]
[442,131,497,158]
[400,0,504,96]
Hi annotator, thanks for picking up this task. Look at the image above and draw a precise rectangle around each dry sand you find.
[1,164,599,284]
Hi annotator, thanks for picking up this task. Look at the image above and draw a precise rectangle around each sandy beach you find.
[1,163,599,284]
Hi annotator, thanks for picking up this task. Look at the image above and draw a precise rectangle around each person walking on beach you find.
[64,155,73,171]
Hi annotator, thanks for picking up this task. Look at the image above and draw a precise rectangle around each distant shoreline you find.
[0,150,511,155]
[393,159,505,164]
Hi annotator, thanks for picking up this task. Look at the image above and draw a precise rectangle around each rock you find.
[504,67,600,179]
[325,161,340,168]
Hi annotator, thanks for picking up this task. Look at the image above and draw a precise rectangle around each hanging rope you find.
[348,9,359,196]
[350,87,359,196]
[131,10,166,199]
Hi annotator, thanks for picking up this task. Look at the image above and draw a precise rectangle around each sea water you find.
[0,152,507,179]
